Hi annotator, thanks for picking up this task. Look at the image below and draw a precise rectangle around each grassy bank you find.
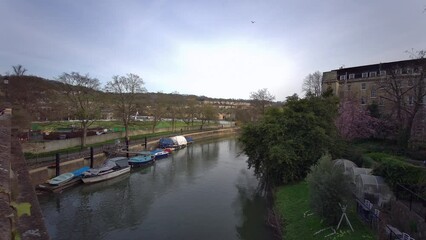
[275,181,374,240]
[31,120,210,132]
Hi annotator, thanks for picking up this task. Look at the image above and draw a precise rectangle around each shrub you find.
[306,154,352,224]
[367,152,426,188]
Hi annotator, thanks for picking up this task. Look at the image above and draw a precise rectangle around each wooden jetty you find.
[36,178,82,193]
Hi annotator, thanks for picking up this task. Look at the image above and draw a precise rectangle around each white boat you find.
[82,157,130,184]
[82,167,130,183]
[170,135,187,149]
[48,172,74,185]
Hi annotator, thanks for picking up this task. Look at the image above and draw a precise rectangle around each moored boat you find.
[48,166,90,185]
[128,152,155,167]
[150,149,169,160]
[48,172,74,185]
[159,135,187,150]
[185,136,194,145]
[82,157,130,184]
[170,136,187,149]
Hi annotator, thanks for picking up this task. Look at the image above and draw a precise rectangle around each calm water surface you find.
[38,137,274,240]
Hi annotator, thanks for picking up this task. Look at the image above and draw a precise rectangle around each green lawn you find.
[31,120,210,132]
[275,181,375,240]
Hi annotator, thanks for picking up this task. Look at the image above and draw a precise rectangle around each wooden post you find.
[90,147,94,168]
[126,139,129,158]
[144,137,147,150]
[55,153,60,176]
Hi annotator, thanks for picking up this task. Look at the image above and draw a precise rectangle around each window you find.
[407,68,413,74]
[348,73,355,79]
[379,97,385,106]
[369,72,377,77]
[362,72,368,78]
[380,70,386,76]
[395,69,402,75]
[361,97,366,105]
[407,79,413,87]
[361,82,367,90]
[339,75,346,81]
[371,88,376,98]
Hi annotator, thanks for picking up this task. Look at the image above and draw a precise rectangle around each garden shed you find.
[333,159,357,175]
[349,167,373,184]
[355,174,392,205]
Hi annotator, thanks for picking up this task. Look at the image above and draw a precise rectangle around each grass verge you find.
[275,181,374,240]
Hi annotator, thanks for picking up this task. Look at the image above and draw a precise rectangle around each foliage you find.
[275,181,374,240]
[336,98,382,141]
[302,71,322,97]
[239,94,342,187]
[306,154,353,224]
[367,152,426,188]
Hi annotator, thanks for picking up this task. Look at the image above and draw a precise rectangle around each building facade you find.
[322,59,426,142]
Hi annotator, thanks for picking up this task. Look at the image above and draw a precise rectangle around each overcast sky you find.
[1,0,425,101]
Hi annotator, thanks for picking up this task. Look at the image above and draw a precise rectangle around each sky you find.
[1,0,425,101]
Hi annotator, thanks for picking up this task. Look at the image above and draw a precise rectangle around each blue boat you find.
[185,136,194,144]
[159,138,177,148]
[48,166,90,185]
[150,149,169,160]
[128,152,155,168]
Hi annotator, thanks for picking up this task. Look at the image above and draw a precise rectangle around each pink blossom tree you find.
[336,98,382,141]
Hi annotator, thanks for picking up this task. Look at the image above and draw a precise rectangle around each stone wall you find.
[0,109,49,239]
[0,111,12,240]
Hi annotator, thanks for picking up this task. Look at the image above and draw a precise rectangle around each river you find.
[38,137,274,240]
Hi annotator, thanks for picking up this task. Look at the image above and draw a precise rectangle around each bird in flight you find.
[251,21,255,23]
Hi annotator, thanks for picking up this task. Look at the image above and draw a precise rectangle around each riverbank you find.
[275,181,374,240]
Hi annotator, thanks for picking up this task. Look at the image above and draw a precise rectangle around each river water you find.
[38,137,274,240]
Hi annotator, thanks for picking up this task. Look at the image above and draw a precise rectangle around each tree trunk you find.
[81,121,88,149]
[124,120,129,142]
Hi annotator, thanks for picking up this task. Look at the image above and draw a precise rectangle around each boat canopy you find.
[87,160,117,175]
[171,136,187,146]
[159,138,176,148]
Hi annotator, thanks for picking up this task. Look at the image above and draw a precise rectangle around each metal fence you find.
[395,184,426,222]
[355,196,406,240]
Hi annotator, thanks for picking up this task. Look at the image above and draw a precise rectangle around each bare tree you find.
[57,72,101,148]
[105,73,146,141]
[12,65,27,76]
[147,95,166,133]
[249,88,275,116]
[302,71,322,97]
[378,51,426,149]
[197,104,218,130]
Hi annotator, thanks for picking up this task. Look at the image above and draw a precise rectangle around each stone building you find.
[322,58,426,142]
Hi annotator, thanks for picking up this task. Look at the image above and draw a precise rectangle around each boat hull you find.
[82,167,130,184]
[129,159,154,168]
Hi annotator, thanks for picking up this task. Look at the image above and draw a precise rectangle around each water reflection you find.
[38,137,273,240]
